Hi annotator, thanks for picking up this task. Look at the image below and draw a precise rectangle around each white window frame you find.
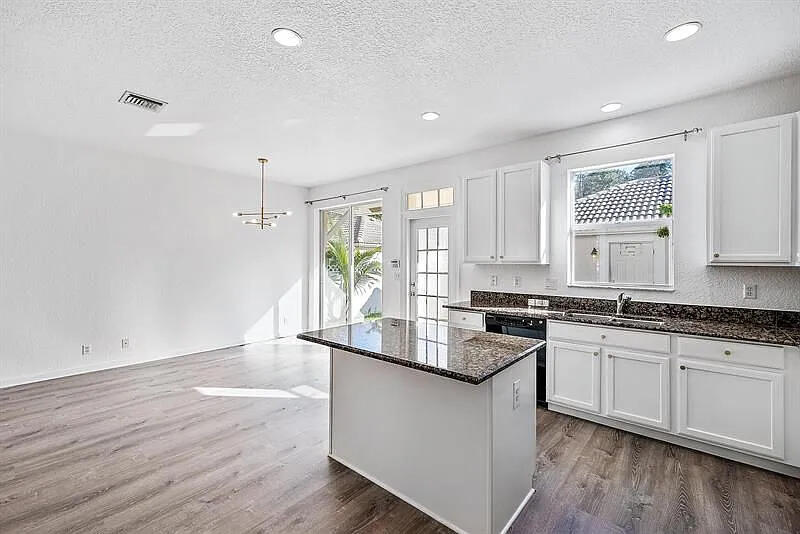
[567,154,675,291]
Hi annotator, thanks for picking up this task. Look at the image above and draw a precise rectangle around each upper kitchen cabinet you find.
[707,113,797,265]
[463,160,550,264]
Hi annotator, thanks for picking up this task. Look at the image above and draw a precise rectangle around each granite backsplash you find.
[470,291,800,328]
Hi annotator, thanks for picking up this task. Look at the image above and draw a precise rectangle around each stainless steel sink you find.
[565,312,613,322]
[564,310,665,327]
[609,316,665,326]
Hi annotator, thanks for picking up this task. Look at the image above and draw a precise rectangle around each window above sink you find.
[568,155,674,291]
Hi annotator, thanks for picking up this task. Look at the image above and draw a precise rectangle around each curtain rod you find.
[544,127,703,163]
[305,186,389,206]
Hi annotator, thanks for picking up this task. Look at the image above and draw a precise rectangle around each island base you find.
[329,348,536,534]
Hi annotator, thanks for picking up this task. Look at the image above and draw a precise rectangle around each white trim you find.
[500,488,535,534]
[566,154,675,291]
[1,340,246,389]
[328,453,471,534]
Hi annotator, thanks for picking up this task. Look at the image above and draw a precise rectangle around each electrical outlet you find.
[743,284,758,299]
[512,380,521,410]
[489,275,498,287]
[121,338,130,350]
[544,278,558,290]
[81,344,92,356]
[512,275,522,288]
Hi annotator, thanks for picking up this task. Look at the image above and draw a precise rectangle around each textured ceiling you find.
[2,1,799,186]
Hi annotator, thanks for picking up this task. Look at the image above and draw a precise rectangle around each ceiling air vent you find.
[118,91,167,113]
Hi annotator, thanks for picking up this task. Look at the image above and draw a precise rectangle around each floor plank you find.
[1,339,798,533]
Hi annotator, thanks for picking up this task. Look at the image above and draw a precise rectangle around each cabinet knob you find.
[608,354,613,359]
[490,255,495,259]
[680,365,686,370]
[724,350,732,356]
[600,334,606,339]
[499,255,504,259]
[593,352,599,357]
[713,253,720,258]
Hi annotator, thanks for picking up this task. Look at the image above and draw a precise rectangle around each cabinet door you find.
[604,350,670,431]
[708,114,793,263]
[463,171,497,262]
[546,341,601,413]
[498,162,543,263]
[677,358,784,459]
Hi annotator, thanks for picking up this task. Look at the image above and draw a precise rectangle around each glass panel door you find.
[321,201,383,327]
[411,218,450,362]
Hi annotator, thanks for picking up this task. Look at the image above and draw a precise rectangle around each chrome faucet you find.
[616,292,632,315]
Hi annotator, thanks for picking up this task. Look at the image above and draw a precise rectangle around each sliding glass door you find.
[320,201,383,328]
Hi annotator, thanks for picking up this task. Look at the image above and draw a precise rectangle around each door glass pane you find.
[437,250,448,273]
[321,206,351,328]
[417,228,427,250]
[408,192,422,211]
[422,189,439,208]
[426,274,437,296]
[417,251,427,273]
[438,227,448,249]
[321,201,382,327]
[438,274,448,297]
[427,228,438,249]
[439,187,454,207]
[417,273,427,294]
[427,251,437,273]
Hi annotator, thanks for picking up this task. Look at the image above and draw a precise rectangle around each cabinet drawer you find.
[677,337,785,370]
[449,310,485,330]
[549,321,670,353]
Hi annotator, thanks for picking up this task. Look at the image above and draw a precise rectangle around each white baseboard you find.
[0,340,251,389]
[500,488,535,534]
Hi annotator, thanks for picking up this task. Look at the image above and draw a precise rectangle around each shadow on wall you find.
[244,278,305,343]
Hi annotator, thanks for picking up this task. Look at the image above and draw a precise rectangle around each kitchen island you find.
[297,318,544,534]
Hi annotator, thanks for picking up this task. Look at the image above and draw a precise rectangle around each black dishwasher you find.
[485,313,547,407]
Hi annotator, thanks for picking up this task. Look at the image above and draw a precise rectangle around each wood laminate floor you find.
[2,340,798,533]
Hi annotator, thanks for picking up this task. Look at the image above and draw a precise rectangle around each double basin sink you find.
[533,309,665,326]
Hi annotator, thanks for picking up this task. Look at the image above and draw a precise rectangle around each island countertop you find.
[297,317,545,385]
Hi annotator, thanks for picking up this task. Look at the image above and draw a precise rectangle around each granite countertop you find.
[446,301,800,346]
[297,317,545,385]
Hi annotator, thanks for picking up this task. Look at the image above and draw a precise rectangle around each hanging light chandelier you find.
[232,157,291,229]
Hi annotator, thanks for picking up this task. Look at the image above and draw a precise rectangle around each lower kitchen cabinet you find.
[604,350,670,431]
[546,341,601,413]
[677,358,785,459]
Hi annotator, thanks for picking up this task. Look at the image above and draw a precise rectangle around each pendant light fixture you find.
[232,158,291,229]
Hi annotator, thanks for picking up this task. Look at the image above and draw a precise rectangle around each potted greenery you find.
[656,203,672,238]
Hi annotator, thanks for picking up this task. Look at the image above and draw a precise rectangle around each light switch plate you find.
[512,380,521,410]
[512,275,521,288]
[81,344,92,356]
[490,275,498,287]
[544,278,558,290]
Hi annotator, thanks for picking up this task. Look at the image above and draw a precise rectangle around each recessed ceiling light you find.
[272,28,303,47]
[664,21,702,42]
[421,111,440,121]
[600,102,623,113]
[145,123,204,137]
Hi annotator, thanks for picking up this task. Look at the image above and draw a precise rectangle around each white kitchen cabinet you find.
[546,340,601,413]
[463,170,497,262]
[448,310,485,331]
[604,350,670,431]
[708,113,796,265]
[497,161,550,263]
[463,160,550,264]
[677,358,785,459]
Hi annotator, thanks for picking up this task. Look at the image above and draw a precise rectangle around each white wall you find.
[0,129,309,387]
[308,74,800,320]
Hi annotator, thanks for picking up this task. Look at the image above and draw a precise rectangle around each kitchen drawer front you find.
[549,321,670,354]
[449,310,485,331]
[677,336,785,370]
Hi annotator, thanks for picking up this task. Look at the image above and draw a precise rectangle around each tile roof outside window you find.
[574,174,672,224]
